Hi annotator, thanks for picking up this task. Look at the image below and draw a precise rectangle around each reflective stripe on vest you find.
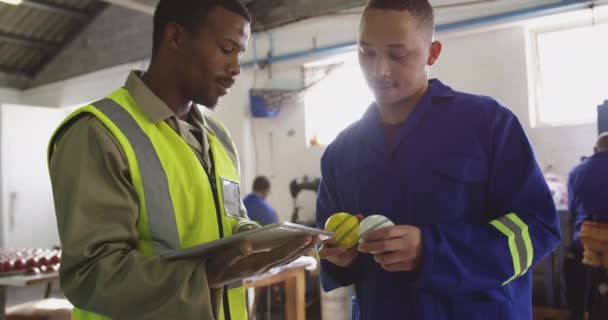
[91,99,246,320]
[93,98,180,254]
[49,92,248,320]
[204,114,239,173]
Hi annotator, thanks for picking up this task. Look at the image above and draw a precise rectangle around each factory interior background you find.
[1,0,608,319]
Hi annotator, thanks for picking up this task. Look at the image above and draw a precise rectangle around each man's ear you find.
[164,22,186,53]
[427,41,442,66]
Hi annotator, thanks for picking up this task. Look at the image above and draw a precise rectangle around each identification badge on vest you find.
[221,177,242,219]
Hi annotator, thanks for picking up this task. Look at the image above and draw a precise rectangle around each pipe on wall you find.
[242,0,603,69]
[97,0,155,15]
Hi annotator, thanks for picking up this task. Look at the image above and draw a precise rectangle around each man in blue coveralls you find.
[315,0,561,319]
[566,133,608,320]
[243,176,279,225]
[568,133,608,251]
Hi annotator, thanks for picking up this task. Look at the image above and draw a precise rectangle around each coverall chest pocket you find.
[419,154,489,223]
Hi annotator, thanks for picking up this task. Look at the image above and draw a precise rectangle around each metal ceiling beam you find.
[21,0,89,21]
[31,2,109,76]
[0,32,58,51]
[0,66,32,78]
[0,70,31,89]
[97,0,155,15]
[435,0,594,32]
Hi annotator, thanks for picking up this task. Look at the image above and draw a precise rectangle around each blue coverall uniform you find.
[316,79,561,320]
[568,152,608,248]
[243,193,279,226]
[566,152,608,319]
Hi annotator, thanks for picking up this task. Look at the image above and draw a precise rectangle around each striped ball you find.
[358,215,394,242]
[324,212,360,248]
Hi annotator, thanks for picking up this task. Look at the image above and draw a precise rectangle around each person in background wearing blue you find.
[568,133,608,251]
[243,176,279,225]
[315,0,561,319]
[565,133,608,320]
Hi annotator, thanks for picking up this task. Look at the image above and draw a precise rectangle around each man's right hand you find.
[206,235,320,288]
[317,213,362,267]
[318,244,359,267]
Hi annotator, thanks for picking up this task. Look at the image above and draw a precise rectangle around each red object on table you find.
[13,258,27,271]
[0,261,14,272]
[39,250,61,266]
[46,264,60,273]
[0,248,61,276]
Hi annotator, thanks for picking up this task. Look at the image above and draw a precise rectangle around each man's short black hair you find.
[596,132,608,152]
[364,0,434,33]
[252,176,271,192]
[152,0,251,56]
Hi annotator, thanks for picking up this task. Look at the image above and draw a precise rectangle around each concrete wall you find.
[27,0,566,87]
[20,8,600,221]
[432,25,596,177]
[0,88,21,104]
[31,4,154,87]
[12,4,603,317]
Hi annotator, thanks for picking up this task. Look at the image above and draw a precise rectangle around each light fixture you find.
[0,0,24,5]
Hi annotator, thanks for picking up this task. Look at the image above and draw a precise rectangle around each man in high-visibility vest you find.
[316,0,561,319]
[48,1,316,319]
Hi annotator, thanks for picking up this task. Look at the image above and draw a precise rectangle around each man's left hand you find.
[357,225,423,272]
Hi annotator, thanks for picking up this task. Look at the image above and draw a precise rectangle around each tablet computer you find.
[161,222,333,260]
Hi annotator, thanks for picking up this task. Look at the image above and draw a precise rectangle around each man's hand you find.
[206,235,321,288]
[318,244,359,267]
[357,225,423,272]
[318,213,363,267]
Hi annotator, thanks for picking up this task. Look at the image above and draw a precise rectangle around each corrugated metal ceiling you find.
[0,0,106,78]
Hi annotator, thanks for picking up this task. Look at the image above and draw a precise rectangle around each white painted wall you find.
[431,26,596,178]
[20,59,150,108]
[18,6,600,222]
[11,3,603,317]
[0,88,21,104]
[254,24,599,221]
[216,63,327,223]
[1,104,65,248]
[232,25,599,223]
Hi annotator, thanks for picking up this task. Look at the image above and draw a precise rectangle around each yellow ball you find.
[324,212,360,248]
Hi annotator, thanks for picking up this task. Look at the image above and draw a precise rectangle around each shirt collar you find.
[124,70,213,131]
[361,79,452,123]
[357,79,454,150]
[429,78,454,99]
[124,70,178,124]
[592,151,608,159]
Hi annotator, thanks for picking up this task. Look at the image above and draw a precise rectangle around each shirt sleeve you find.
[316,145,363,291]
[414,107,561,294]
[49,115,222,319]
[567,170,578,225]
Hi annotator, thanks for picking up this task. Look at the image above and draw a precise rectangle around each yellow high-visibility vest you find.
[48,88,248,320]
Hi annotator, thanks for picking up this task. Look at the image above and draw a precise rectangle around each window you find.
[305,57,373,146]
[533,22,608,127]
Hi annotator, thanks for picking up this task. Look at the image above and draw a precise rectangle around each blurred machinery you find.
[289,176,320,225]
[251,176,322,320]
